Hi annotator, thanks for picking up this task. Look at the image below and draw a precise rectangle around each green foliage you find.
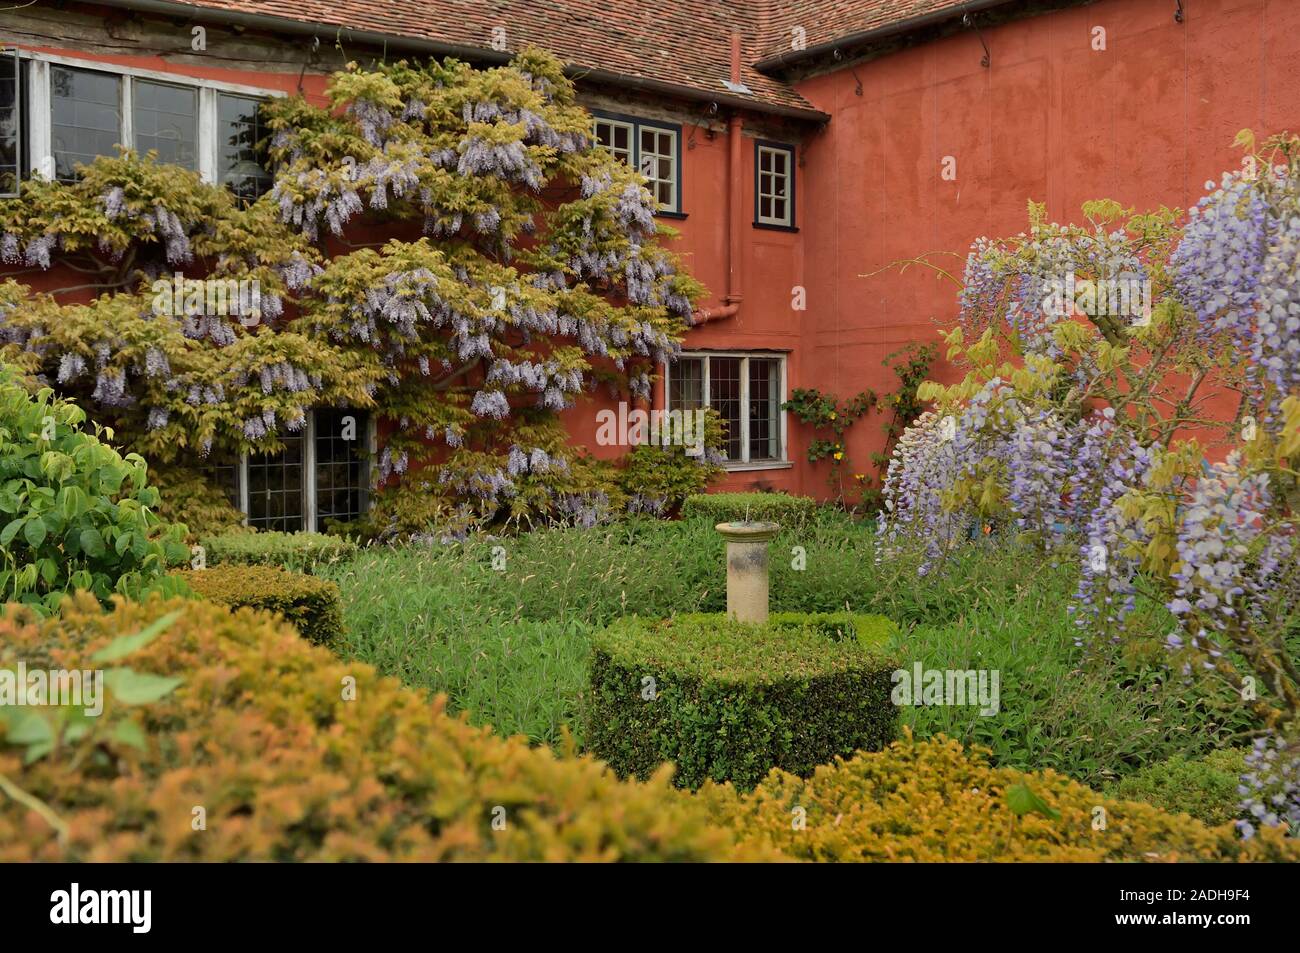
[865,342,937,509]
[680,491,820,529]
[1107,749,1249,827]
[781,342,935,509]
[150,465,248,540]
[782,386,876,502]
[178,564,344,644]
[892,546,1255,789]
[0,369,189,613]
[585,613,898,790]
[0,595,765,861]
[767,610,898,649]
[0,609,183,769]
[200,530,359,573]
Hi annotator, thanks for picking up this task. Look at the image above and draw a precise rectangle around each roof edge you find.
[753,0,1013,73]
[97,0,830,122]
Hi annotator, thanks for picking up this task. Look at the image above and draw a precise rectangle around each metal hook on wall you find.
[961,10,991,68]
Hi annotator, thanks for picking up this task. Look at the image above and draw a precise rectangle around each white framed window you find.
[591,111,682,214]
[665,352,788,468]
[593,116,633,165]
[755,140,795,228]
[207,409,375,533]
[10,50,279,194]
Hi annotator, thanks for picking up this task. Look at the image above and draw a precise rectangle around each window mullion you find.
[198,85,217,184]
[743,357,753,463]
[120,75,133,155]
[27,58,50,180]
[304,412,318,533]
[238,454,250,525]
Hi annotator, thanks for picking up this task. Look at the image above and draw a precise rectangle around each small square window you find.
[755,142,795,228]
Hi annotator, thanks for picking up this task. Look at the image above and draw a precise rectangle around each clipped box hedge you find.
[0,595,767,862]
[585,612,898,791]
[177,565,344,644]
[198,530,359,573]
[680,492,819,528]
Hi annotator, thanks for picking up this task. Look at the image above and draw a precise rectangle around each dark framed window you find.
[218,92,273,202]
[51,64,122,182]
[314,409,370,526]
[133,79,198,169]
[591,110,682,215]
[0,51,22,197]
[227,409,370,532]
[246,429,306,532]
[667,353,786,466]
[201,457,241,510]
[754,140,795,229]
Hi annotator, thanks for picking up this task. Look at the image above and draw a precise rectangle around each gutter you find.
[97,0,829,122]
[753,0,1013,72]
[690,35,745,327]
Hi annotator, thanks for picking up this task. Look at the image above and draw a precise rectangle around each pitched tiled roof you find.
[110,0,1008,116]
[753,0,1003,65]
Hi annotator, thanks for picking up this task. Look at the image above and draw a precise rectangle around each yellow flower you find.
[833,451,844,461]
[830,412,837,420]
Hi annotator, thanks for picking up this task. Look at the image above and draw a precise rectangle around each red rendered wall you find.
[792,0,1300,498]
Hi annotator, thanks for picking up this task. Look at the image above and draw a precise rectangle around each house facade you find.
[2,0,1298,530]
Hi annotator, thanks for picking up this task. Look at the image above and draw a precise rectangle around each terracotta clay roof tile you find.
[116,1,995,114]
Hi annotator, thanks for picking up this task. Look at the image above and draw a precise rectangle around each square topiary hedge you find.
[585,612,898,791]
[680,492,820,528]
[176,565,344,644]
[198,531,359,574]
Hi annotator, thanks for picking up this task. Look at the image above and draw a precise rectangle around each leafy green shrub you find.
[200,530,359,573]
[177,565,344,644]
[585,613,898,791]
[768,610,898,649]
[150,466,248,540]
[697,732,1298,862]
[0,595,769,861]
[1107,749,1249,827]
[0,370,188,612]
[681,491,820,528]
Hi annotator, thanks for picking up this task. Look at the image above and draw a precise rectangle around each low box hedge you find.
[198,531,359,573]
[585,611,898,791]
[177,565,344,644]
[680,492,819,528]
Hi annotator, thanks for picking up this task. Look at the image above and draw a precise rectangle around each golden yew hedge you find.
[699,731,1300,863]
[1,596,1295,863]
[0,595,765,862]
